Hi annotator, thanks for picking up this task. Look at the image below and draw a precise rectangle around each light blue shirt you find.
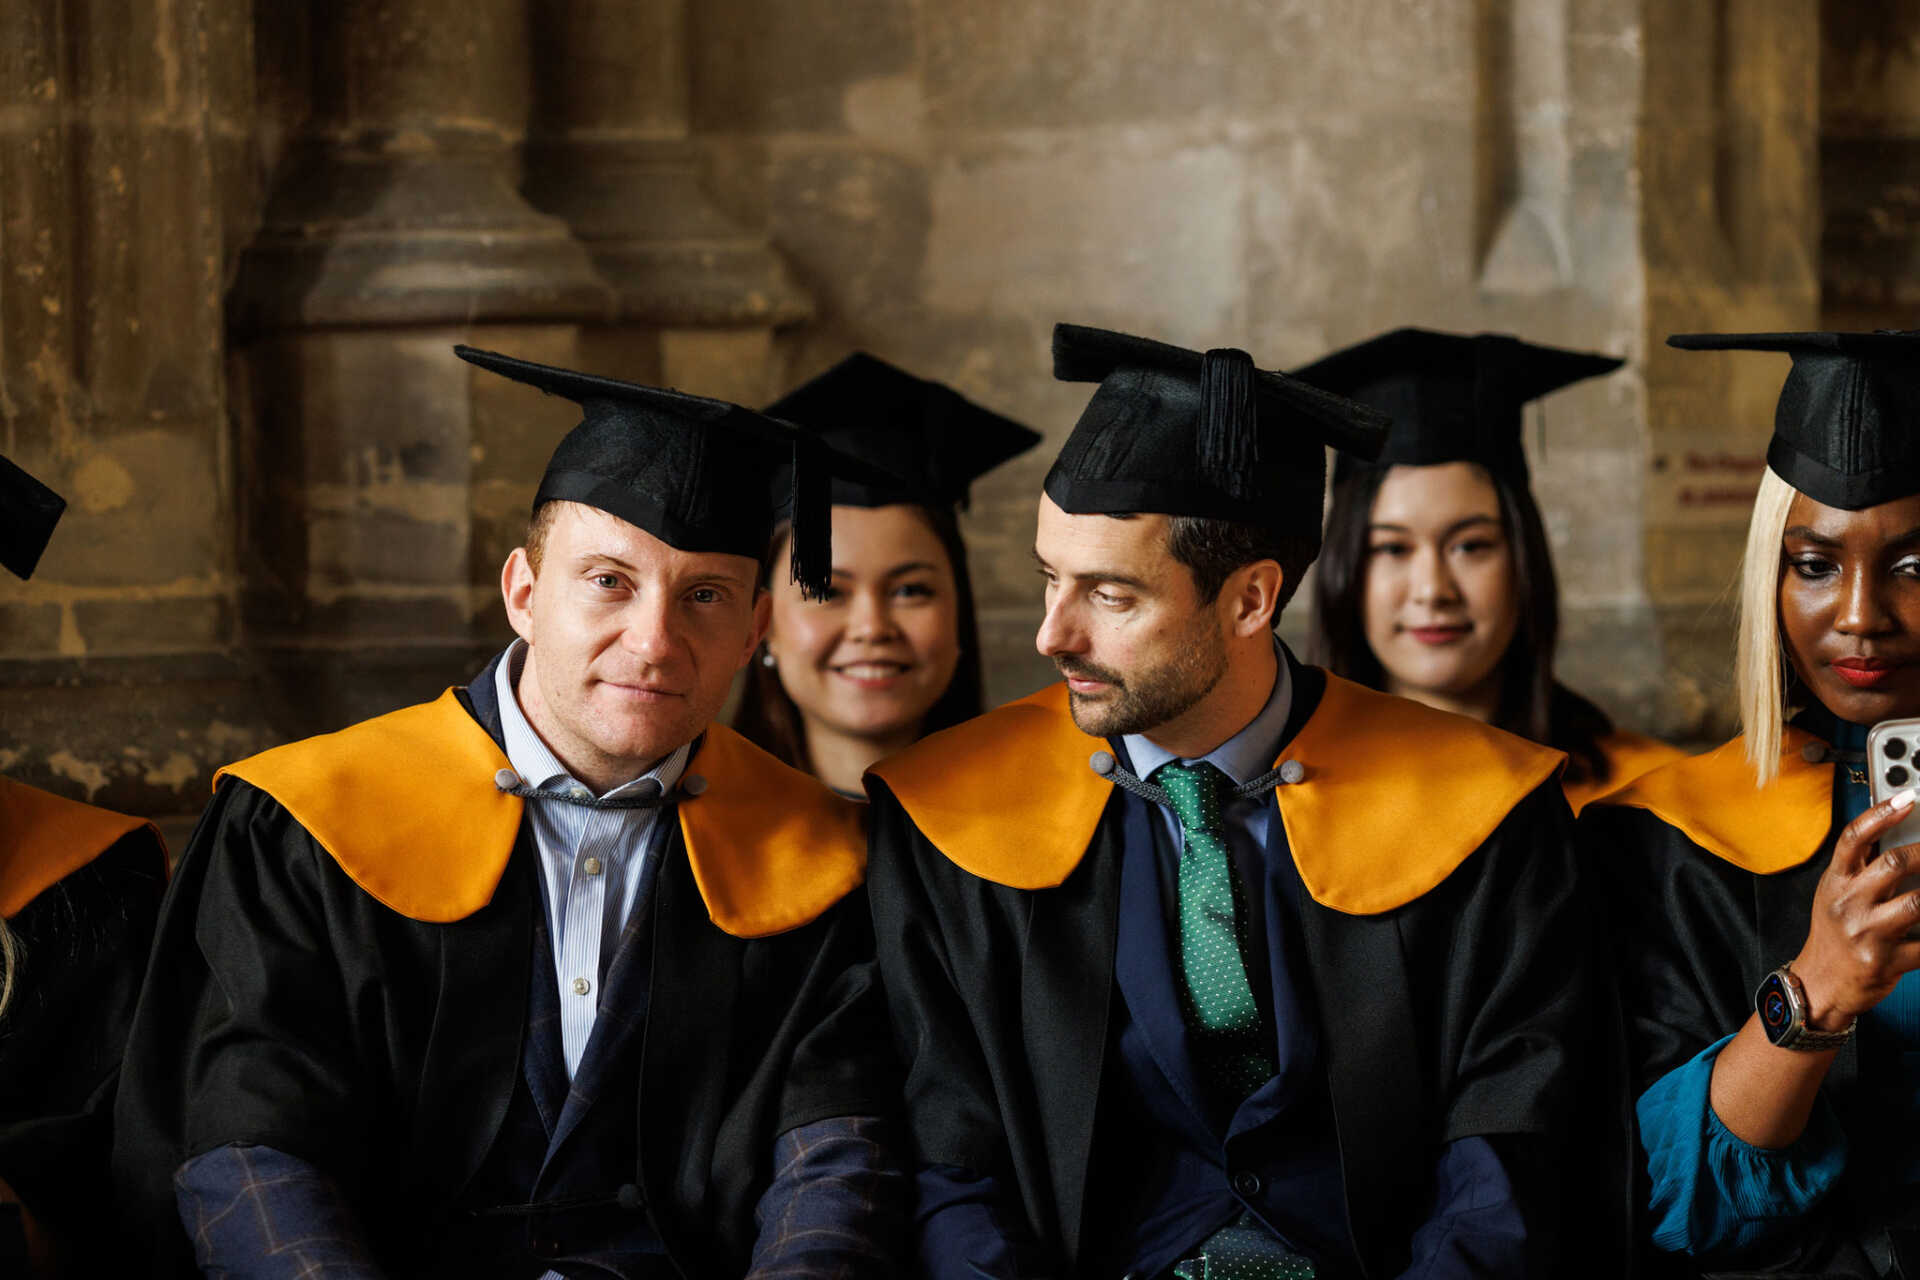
[493,640,689,1080]
[1123,647,1294,859]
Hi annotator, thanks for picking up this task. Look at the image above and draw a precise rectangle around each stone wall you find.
[1822,2,1920,332]
[0,0,1850,819]
[695,0,1667,722]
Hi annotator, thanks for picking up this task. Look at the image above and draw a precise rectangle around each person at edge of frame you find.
[0,452,169,1278]
[111,347,907,1279]
[864,322,1622,1279]
[1297,327,1684,815]
[734,352,1040,799]
[1588,329,1920,1280]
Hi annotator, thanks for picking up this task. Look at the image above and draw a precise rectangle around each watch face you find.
[1758,972,1796,1045]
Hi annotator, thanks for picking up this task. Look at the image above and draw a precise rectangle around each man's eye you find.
[592,573,622,590]
[689,587,722,604]
[1092,590,1129,608]
[1895,556,1920,579]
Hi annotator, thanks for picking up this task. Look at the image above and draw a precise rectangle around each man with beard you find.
[115,349,904,1279]
[864,324,1614,1278]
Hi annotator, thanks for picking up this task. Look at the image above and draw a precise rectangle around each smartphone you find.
[1866,718,1920,856]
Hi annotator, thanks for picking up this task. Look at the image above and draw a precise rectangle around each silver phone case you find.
[1865,718,1920,854]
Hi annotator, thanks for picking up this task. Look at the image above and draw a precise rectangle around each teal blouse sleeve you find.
[1637,1034,1848,1257]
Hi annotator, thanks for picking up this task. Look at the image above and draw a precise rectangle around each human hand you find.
[1794,788,1920,1028]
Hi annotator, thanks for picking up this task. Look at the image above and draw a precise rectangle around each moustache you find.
[1055,657,1124,687]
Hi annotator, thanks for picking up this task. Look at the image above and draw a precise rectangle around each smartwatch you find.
[1754,964,1854,1052]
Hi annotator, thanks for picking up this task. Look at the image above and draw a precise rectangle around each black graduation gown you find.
[112,668,896,1277]
[866,663,1620,1278]
[0,804,166,1273]
[1585,723,1917,1277]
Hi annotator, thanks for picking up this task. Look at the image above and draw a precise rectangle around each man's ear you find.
[744,588,773,665]
[1224,559,1283,638]
[502,548,537,644]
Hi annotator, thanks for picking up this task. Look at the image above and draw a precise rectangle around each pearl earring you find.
[761,650,776,669]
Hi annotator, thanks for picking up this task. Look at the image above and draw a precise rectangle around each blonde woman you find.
[0,456,167,1276]
[1585,331,1920,1274]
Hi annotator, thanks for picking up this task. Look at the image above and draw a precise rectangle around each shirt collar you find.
[1122,639,1294,786]
[492,640,692,800]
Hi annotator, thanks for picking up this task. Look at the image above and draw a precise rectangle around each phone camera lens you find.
[1890,765,1912,788]
[1891,739,1911,760]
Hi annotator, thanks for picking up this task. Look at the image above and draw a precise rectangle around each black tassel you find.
[1198,348,1258,500]
[788,438,833,601]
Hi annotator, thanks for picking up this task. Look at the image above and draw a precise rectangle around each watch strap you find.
[1783,1022,1854,1051]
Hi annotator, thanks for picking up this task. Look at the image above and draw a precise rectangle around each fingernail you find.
[1894,788,1918,811]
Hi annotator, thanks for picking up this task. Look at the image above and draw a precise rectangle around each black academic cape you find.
[0,779,167,1272]
[1585,724,1917,1277]
[866,660,1621,1278]
[112,661,895,1277]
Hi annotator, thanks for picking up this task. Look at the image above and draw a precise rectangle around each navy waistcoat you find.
[1080,758,1357,1280]
[436,809,676,1278]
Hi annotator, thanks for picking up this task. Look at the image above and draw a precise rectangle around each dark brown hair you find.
[1307,461,1614,785]
[1165,515,1318,614]
[731,504,985,773]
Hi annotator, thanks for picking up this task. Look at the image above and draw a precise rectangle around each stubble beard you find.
[1058,612,1229,740]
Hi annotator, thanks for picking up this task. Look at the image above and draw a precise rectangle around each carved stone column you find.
[229,0,614,736]
[520,0,810,407]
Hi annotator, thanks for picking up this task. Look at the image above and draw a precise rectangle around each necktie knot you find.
[1152,759,1231,838]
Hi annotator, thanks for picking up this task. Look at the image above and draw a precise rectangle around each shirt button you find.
[571,977,590,996]
[1231,1170,1263,1198]
[569,785,591,801]
[583,857,603,876]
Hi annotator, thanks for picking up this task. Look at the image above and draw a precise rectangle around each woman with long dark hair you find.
[1301,328,1680,811]
[1586,331,1920,1273]
[734,354,1039,797]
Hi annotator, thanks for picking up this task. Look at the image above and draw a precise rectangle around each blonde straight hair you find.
[1737,467,1799,785]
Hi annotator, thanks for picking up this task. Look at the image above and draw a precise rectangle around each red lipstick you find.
[1406,624,1472,646]
[1832,658,1904,689]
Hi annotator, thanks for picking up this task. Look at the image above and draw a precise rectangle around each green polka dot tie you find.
[1153,760,1276,1100]
[1171,1214,1317,1279]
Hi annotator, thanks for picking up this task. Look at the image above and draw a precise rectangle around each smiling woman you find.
[1298,328,1677,811]
[732,353,1039,797]
[739,507,979,797]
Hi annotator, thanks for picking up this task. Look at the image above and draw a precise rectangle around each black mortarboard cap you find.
[455,345,861,598]
[0,453,66,580]
[1044,323,1390,549]
[1667,331,1920,510]
[764,353,1041,509]
[1293,328,1623,485]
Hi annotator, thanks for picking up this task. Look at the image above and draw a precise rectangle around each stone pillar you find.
[0,0,273,814]
[1640,0,1820,740]
[229,0,615,736]
[520,0,811,407]
[1820,4,1920,332]
[229,0,609,331]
